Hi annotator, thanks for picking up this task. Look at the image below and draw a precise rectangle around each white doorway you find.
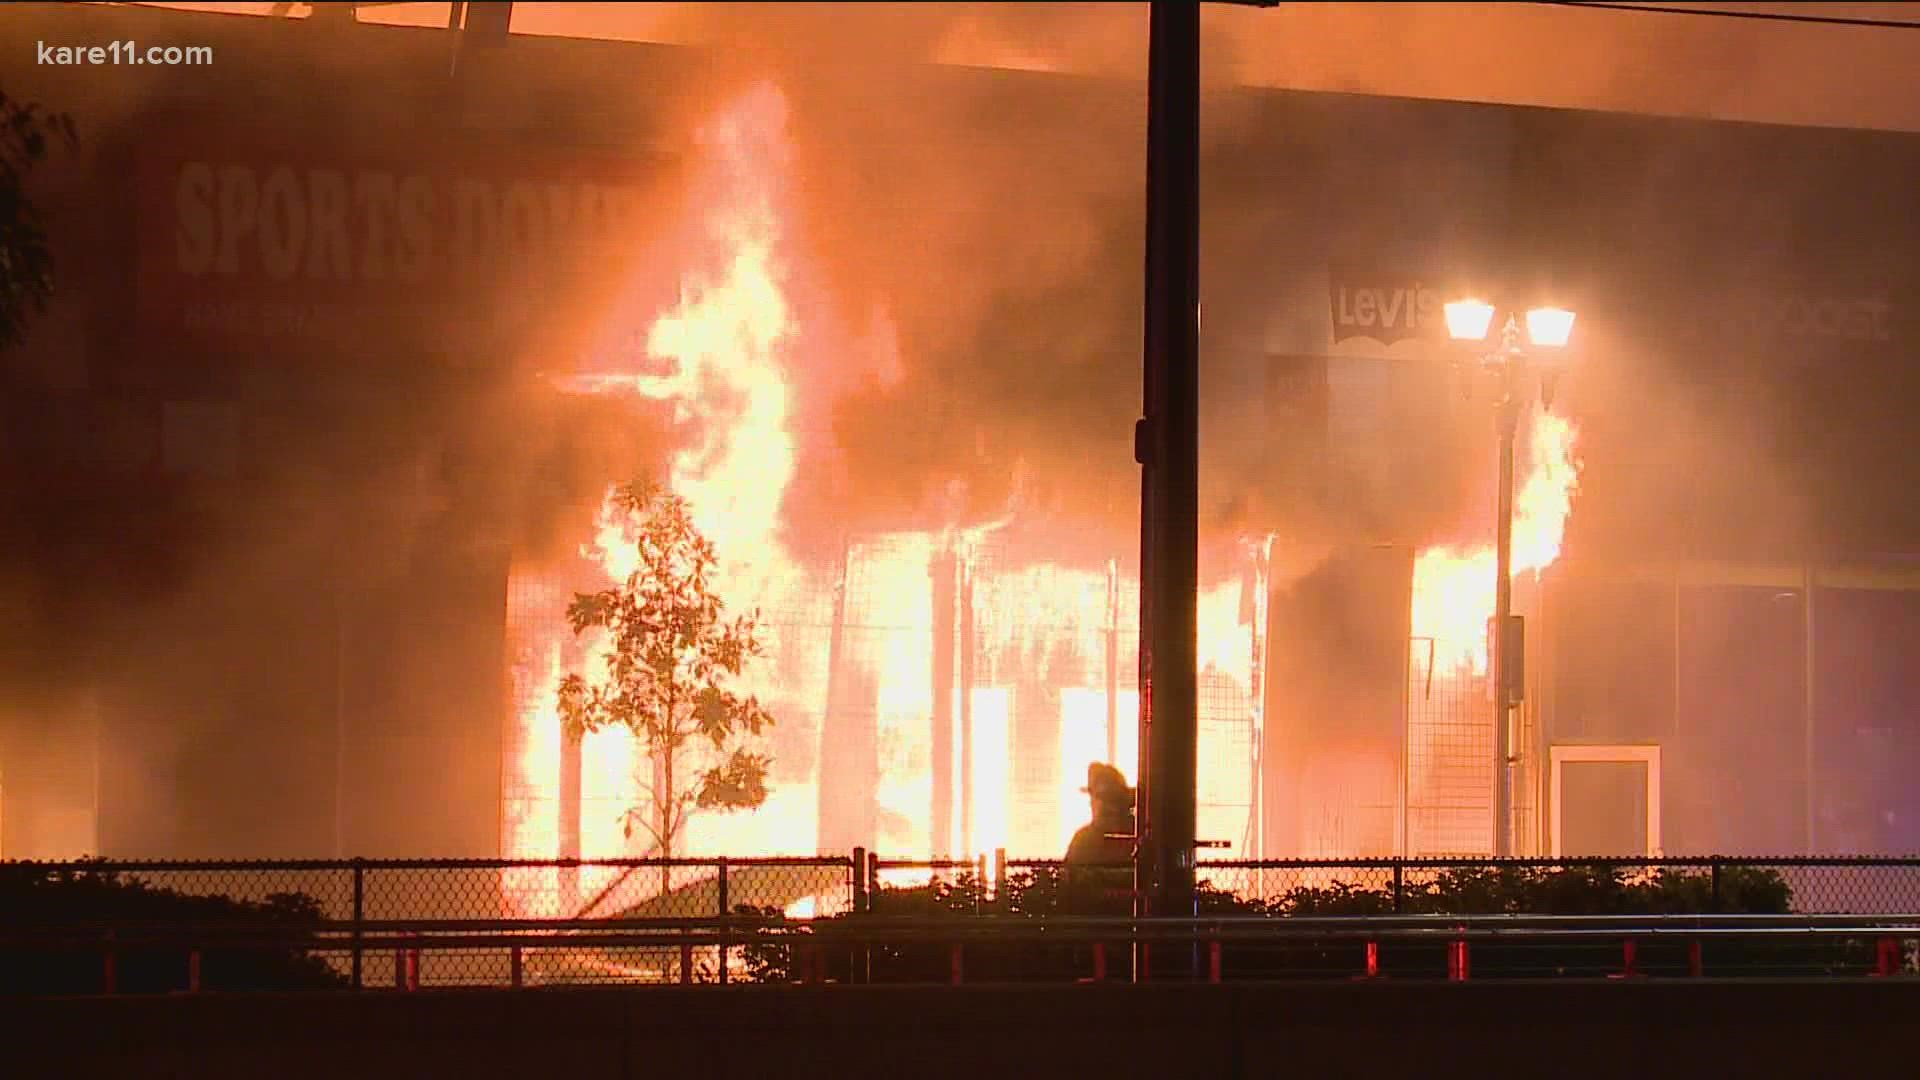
[1549,745,1662,857]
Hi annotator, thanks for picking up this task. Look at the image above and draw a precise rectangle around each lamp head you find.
[1524,306,1576,348]
[1444,299,1496,343]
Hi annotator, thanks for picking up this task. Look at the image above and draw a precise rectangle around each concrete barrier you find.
[5,980,1916,1078]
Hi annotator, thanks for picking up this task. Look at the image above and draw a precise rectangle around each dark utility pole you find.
[1136,0,1201,969]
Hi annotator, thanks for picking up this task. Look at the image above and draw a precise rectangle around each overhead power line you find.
[1535,2,1920,30]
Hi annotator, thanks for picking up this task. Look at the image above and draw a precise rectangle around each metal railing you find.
[8,852,1920,992]
[7,911,1920,992]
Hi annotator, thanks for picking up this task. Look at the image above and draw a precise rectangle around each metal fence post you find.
[1710,858,1722,908]
[1393,862,1405,914]
[866,850,880,984]
[717,857,730,987]
[994,848,1007,898]
[351,858,365,991]
[849,848,870,985]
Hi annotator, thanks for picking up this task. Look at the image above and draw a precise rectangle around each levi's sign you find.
[1328,268,1447,346]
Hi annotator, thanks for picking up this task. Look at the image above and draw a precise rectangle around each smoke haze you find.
[3,2,1914,858]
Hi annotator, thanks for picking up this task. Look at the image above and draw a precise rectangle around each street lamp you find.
[1444,299,1575,857]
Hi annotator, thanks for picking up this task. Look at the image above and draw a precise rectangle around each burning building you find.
[3,3,1919,878]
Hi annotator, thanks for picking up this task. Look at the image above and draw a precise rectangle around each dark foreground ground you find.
[7,979,1916,1079]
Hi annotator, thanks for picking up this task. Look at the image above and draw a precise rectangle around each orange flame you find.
[617,82,799,612]
[502,630,563,918]
[1412,409,1582,674]
[583,81,814,859]
[502,84,818,915]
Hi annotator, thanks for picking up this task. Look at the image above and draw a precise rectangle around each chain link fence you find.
[9,853,1920,991]
[17,854,1919,922]
[3,856,853,991]
[856,854,1920,916]
[1191,857,1920,915]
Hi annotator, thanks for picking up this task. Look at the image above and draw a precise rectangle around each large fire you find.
[503,84,816,917]
[1405,407,1581,855]
[501,82,1263,916]
[1410,410,1581,673]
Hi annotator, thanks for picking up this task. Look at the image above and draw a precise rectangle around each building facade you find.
[2,3,1917,862]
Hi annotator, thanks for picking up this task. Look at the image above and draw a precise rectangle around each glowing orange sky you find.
[133,2,1920,133]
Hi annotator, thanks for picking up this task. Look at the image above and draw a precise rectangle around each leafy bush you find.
[733,863,1849,983]
[1244,864,1804,979]
[0,861,347,994]
[1265,863,1794,917]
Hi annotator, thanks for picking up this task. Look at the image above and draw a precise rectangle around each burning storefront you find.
[5,3,1920,875]
[497,70,1271,880]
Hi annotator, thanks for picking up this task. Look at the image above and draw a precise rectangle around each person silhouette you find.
[1066,762,1136,871]
[1064,763,1136,980]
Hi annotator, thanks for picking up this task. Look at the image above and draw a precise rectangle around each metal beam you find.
[1137,0,1201,972]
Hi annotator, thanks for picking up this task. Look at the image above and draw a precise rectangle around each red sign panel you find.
[132,121,673,362]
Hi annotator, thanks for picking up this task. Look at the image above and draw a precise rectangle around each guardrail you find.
[6,912,1920,992]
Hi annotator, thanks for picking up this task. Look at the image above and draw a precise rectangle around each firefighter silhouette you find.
[1065,762,1135,980]
[1065,762,1135,912]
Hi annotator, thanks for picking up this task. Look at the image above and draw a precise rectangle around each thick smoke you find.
[0,3,706,854]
